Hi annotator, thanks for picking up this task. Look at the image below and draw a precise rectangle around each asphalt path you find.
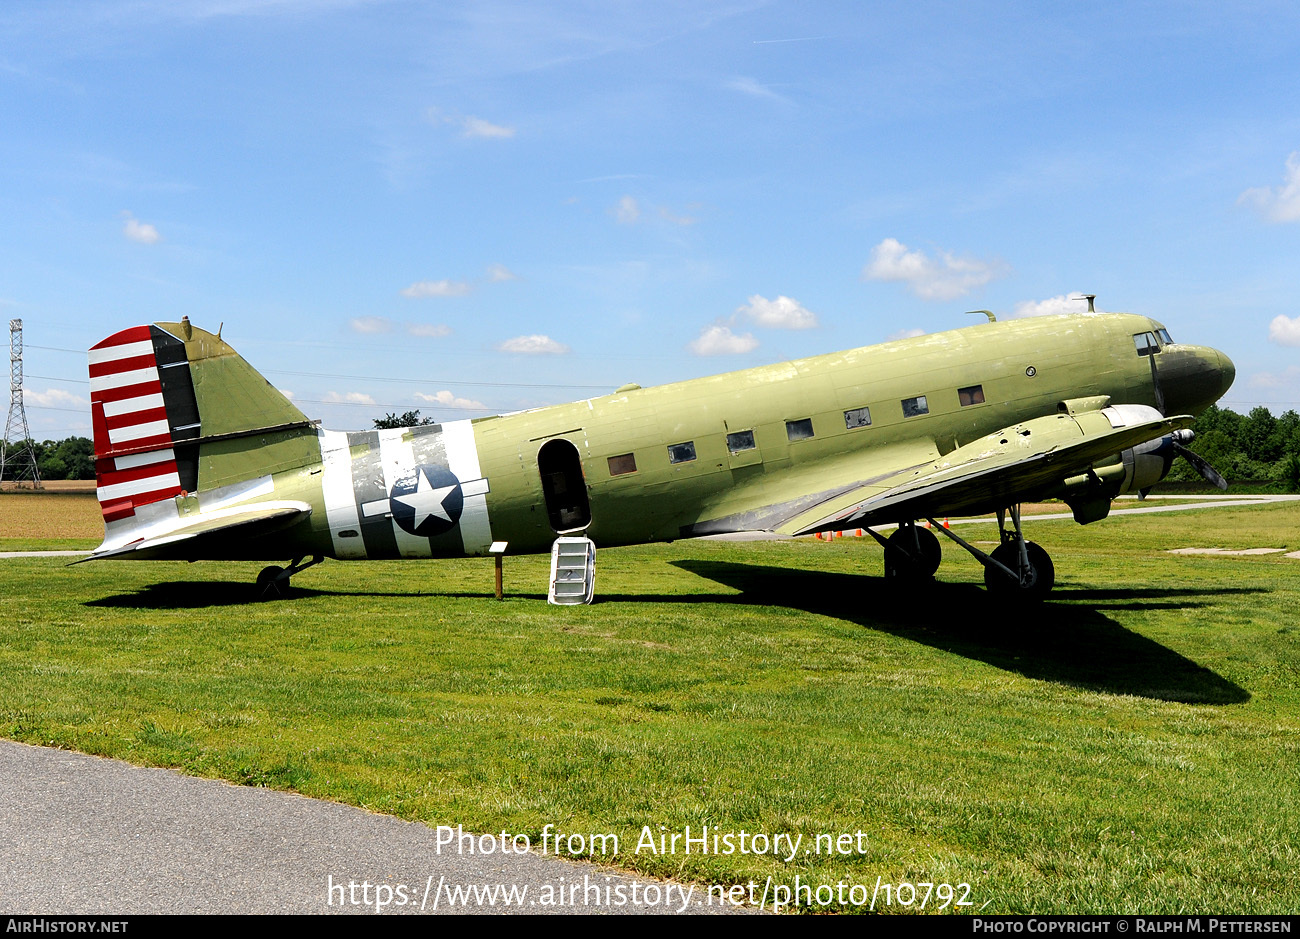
[0,740,750,915]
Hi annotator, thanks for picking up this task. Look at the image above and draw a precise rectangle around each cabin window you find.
[1134,332,1158,356]
[1156,328,1173,345]
[958,385,985,407]
[607,453,637,476]
[844,407,872,429]
[726,430,756,452]
[667,441,696,464]
[901,395,929,418]
[786,418,814,441]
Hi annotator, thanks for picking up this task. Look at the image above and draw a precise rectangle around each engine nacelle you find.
[1057,405,1187,524]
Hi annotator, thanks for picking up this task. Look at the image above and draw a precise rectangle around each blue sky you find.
[5,0,1300,440]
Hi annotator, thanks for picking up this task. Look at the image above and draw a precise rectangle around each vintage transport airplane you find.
[81,306,1234,600]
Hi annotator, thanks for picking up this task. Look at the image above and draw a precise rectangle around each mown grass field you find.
[1,493,1298,914]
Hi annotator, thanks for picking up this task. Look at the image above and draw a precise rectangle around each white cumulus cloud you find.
[615,196,640,225]
[862,238,1004,301]
[688,324,759,356]
[415,390,489,411]
[121,211,160,244]
[407,323,452,338]
[1249,366,1300,389]
[401,279,473,298]
[612,195,696,226]
[497,334,570,355]
[461,116,515,139]
[736,294,818,329]
[350,316,393,334]
[487,263,519,282]
[323,391,376,405]
[1239,152,1300,223]
[23,387,88,409]
[428,108,516,139]
[886,328,926,341]
[1268,314,1300,346]
[1011,294,1096,318]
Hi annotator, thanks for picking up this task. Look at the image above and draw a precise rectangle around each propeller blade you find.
[1173,442,1228,490]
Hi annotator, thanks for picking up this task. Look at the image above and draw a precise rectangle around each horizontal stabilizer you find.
[77,500,312,562]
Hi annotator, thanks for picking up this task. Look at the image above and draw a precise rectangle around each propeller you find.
[1170,429,1228,490]
[1147,347,1228,491]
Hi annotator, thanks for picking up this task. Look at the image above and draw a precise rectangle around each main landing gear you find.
[869,521,942,583]
[871,506,1056,600]
[256,555,323,600]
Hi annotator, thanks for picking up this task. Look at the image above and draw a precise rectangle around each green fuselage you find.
[91,313,1234,563]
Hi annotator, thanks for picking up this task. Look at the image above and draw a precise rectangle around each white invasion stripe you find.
[90,366,160,394]
[113,449,175,471]
[108,418,171,445]
[441,419,493,555]
[461,477,490,498]
[102,392,166,419]
[320,430,366,559]
[97,471,181,502]
[377,427,432,559]
[199,475,274,513]
[89,340,155,367]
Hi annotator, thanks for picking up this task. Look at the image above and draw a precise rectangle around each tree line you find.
[1,436,95,481]
[1167,404,1300,490]
[5,404,1300,489]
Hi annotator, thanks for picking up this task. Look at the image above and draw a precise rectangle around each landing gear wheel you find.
[256,565,288,600]
[883,525,942,582]
[984,541,1055,600]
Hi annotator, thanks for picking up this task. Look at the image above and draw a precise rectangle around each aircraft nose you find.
[1214,348,1236,399]
[1157,344,1235,415]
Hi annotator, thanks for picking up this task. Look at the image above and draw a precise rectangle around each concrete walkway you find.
[0,740,747,915]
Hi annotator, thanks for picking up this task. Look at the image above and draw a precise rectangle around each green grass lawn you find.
[3,502,1299,914]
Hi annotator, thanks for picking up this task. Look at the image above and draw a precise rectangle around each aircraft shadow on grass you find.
[83,581,429,609]
[84,564,1252,705]
[664,560,1253,705]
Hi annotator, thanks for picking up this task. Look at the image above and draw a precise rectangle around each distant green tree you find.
[1276,410,1300,458]
[1284,453,1300,493]
[1240,406,1281,463]
[38,437,94,480]
[373,410,435,429]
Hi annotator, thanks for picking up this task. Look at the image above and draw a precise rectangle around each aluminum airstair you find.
[548,536,596,605]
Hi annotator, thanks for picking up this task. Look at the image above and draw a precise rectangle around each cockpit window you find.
[1133,332,1158,356]
[1156,328,1173,345]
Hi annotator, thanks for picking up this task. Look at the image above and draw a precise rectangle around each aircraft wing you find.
[778,408,1190,536]
[76,500,312,562]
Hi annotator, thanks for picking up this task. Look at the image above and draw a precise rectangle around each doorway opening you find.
[537,438,591,533]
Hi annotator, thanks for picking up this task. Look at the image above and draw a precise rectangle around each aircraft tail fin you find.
[89,318,315,528]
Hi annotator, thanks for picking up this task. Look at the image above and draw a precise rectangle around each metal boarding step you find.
[548,536,596,605]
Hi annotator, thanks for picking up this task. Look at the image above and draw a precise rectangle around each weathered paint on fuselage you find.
[239,312,1231,562]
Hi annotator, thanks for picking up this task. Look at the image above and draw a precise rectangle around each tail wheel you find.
[984,541,1054,600]
[256,565,288,600]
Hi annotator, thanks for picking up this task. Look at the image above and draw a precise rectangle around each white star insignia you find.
[392,470,456,530]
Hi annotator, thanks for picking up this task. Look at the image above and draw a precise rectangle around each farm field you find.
[1,494,1298,913]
